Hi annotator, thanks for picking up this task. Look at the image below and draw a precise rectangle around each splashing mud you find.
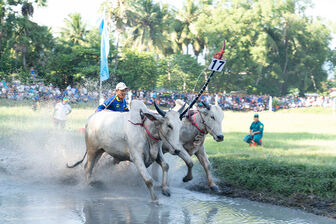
[0,108,335,224]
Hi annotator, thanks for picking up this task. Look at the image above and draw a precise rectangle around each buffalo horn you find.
[177,103,187,114]
[202,101,211,110]
[154,101,166,117]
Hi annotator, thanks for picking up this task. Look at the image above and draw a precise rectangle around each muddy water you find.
[1,171,336,224]
[0,132,335,224]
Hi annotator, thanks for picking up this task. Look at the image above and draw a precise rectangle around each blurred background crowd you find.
[1,79,334,112]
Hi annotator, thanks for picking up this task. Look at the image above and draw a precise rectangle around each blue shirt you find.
[250,121,264,136]
[96,96,129,112]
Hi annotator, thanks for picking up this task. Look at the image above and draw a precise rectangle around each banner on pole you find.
[99,11,110,82]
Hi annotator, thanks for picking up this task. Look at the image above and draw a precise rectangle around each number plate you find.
[208,58,226,72]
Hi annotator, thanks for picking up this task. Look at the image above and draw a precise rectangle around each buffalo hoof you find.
[210,185,220,192]
[162,188,171,197]
[89,180,104,189]
[151,198,159,205]
[183,176,193,182]
[221,186,233,194]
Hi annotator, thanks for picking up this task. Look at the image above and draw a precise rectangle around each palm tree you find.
[21,2,34,17]
[61,13,88,45]
[101,0,130,34]
[12,2,35,68]
[174,0,199,55]
[126,0,171,55]
[172,0,210,59]
[13,1,48,68]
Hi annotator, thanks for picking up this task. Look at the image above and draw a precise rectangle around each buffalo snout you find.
[174,150,180,155]
[216,135,224,142]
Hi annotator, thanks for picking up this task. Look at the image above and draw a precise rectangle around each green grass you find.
[206,110,336,200]
[1,100,336,201]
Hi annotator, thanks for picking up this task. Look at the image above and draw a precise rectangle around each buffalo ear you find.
[140,110,159,121]
[143,112,161,122]
[188,110,196,117]
[201,108,209,116]
[202,101,211,110]
[140,110,162,125]
[140,110,145,120]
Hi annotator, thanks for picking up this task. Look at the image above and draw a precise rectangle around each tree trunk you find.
[22,52,26,68]
[0,31,2,60]
[281,26,289,95]
[310,74,317,91]
[15,50,18,67]
[0,36,2,61]
[68,75,73,87]
[0,14,2,60]
[299,72,308,97]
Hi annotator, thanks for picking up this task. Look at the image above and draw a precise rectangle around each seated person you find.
[243,114,264,146]
[96,82,129,112]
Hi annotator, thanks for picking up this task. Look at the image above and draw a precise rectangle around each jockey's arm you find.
[96,99,110,112]
[124,105,129,112]
[96,104,105,112]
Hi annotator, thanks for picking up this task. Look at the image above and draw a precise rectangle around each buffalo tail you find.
[66,151,87,168]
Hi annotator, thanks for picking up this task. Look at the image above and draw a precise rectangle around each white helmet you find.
[115,82,128,90]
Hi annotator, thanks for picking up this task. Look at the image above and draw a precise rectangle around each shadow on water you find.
[71,186,336,224]
[82,196,219,224]
[83,198,168,224]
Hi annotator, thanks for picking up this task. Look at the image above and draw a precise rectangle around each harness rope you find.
[128,117,160,141]
[187,110,216,136]
[187,110,207,134]
[128,116,179,153]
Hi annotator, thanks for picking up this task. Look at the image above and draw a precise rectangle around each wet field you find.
[1,143,335,224]
[1,175,336,224]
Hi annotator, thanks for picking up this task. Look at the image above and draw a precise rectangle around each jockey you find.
[96,82,129,112]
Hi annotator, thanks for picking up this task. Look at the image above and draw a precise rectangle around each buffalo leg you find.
[178,149,194,182]
[195,146,219,191]
[151,163,159,181]
[132,153,157,201]
[84,149,104,182]
[156,150,170,197]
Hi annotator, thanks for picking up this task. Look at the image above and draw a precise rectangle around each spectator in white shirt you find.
[53,97,72,129]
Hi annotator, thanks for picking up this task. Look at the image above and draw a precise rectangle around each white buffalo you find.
[67,100,185,201]
[161,101,224,191]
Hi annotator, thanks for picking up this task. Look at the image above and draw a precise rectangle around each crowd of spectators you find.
[0,79,98,102]
[1,79,334,111]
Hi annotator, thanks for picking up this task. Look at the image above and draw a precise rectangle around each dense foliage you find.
[0,0,335,95]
